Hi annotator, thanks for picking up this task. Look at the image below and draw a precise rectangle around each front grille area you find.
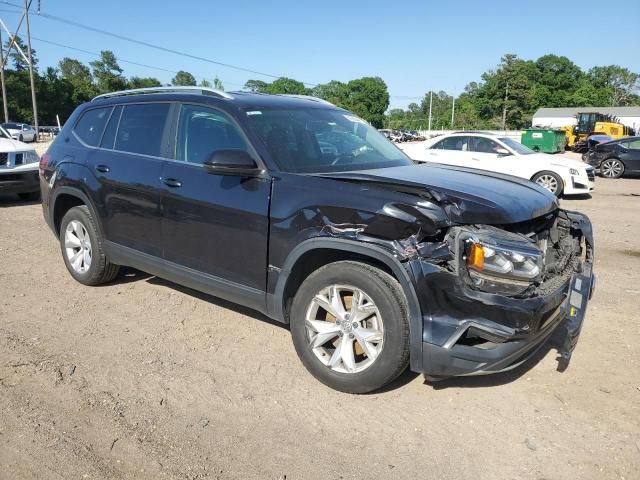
[0,152,7,166]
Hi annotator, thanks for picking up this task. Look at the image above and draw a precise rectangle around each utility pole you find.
[427,91,432,132]
[0,29,8,122]
[451,96,455,128]
[24,0,38,140]
[501,82,509,131]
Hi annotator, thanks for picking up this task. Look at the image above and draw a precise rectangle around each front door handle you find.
[162,177,182,188]
[95,164,110,173]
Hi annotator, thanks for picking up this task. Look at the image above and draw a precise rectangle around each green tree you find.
[128,76,162,88]
[171,70,197,86]
[212,76,224,90]
[312,80,347,105]
[587,65,639,106]
[90,50,127,93]
[200,78,212,88]
[531,54,583,108]
[265,77,309,95]
[340,77,389,128]
[244,79,269,92]
[58,57,96,104]
[475,54,537,129]
[4,35,37,72]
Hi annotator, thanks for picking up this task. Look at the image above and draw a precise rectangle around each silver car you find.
[1,122,37,142]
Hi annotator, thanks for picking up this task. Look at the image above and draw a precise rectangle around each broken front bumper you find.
[410,212,595,378]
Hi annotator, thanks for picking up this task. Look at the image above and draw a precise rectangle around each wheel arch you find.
[269,238,424,370]
[51,186,104,239]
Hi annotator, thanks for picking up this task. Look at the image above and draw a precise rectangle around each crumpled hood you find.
[318,163,559,225]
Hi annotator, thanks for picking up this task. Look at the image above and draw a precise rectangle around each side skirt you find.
[104,241,270,318]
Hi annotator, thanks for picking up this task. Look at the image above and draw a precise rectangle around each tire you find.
[17,191,40,201]
[290,261,410,393]
[18,134,23,142]
[59,205,120,285]
[532,170,564,197]
[600,158,624,179]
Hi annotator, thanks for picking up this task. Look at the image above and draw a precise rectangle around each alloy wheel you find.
[64,220,92,274]
[535,174,559,194]
[305,284,384,374]
[601,159,623,178]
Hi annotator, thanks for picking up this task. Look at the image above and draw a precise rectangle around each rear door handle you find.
[162,177,182,188]
[95,164,110,173]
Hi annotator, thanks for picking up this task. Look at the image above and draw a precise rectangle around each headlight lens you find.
[569,168,579,175]
[464,237,543,295]
[23,150,39,164]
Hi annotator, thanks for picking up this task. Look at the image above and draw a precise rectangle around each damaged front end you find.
[270,167,594,378]
[408,209,595,378]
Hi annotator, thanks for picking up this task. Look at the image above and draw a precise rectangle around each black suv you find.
[40,87,595,393]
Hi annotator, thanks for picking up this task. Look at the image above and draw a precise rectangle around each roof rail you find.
[92,86,234,102]
[278,94,335,106]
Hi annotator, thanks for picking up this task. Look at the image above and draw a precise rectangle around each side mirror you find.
[203,149,261,176]
[496,147,511,156]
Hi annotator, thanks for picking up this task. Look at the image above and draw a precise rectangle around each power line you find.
[31,35,245,88]
[1,2,421,99]
[0,0,317,85]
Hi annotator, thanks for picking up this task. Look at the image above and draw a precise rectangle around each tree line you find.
[387,54,640,131]
[0,41,637,130]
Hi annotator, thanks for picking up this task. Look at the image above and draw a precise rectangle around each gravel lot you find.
[1,145,639,479]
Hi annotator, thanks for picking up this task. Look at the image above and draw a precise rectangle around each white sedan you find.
[401,132,595,197]
[1,122,37,143]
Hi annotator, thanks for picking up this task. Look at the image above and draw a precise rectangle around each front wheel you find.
[18,134,23,142]
[533,171,564,197]
[600,158,624,178]
[290,261,410,393]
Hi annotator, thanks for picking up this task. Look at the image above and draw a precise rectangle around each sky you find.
[0,0,639,109]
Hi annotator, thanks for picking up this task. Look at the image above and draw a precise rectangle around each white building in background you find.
[532,107,640,133]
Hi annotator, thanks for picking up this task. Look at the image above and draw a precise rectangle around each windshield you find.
[244,108,412,173]
[499,137,535,155]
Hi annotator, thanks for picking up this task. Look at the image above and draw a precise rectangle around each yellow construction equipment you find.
[561,112,633,149]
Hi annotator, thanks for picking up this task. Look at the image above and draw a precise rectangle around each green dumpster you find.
[521,129,566,153]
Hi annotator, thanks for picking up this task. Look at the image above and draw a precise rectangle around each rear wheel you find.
[59,205,120,285]
[600,158,624,178]
[290,261,410,393]
[532,171,564,197]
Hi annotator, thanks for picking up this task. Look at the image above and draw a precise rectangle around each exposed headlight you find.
[569,168,580,175]
[463,235,543,295]
[23,150,39,164]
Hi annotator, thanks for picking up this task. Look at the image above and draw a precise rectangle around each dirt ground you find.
[1,146,639,479]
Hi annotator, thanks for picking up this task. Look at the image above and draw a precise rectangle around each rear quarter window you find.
[74,107,112,147]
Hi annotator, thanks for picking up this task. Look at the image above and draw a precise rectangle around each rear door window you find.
[115,103,170,157]
[468,137,501,153]
[74,107,112,147]
[432,136,468,151]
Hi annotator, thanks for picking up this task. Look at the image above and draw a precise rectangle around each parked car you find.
[40,87,595,393]
[404,132,595,197]
[583,136,640,178]
[0,125,40,200]
[2,123,37,142]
